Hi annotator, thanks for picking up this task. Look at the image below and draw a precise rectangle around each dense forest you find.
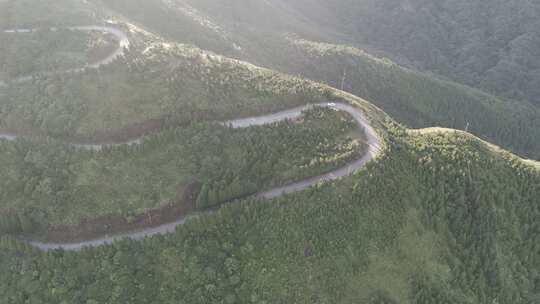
[0,107,366,237]
[0,126,538,303]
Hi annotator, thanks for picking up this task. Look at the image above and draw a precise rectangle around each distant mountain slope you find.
[271,0,540,106]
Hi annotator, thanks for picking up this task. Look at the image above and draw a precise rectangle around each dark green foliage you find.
[0,214,21,234]
[410,132,540,303]
[0,212,46,235]
[410,275,470,304]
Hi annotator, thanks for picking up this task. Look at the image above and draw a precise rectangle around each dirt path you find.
[23,102,382,251]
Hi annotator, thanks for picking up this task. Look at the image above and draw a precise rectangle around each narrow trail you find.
[0,26,383,251]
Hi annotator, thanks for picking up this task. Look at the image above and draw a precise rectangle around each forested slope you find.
[1,126,538,303]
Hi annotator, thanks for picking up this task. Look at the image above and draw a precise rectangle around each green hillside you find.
[0,1,539,303]
[1,125,538,303]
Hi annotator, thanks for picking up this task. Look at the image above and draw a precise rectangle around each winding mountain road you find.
[0,26,382,251]
[24,102,382,251]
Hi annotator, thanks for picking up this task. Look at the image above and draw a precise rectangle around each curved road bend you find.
[23,102,382,251]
